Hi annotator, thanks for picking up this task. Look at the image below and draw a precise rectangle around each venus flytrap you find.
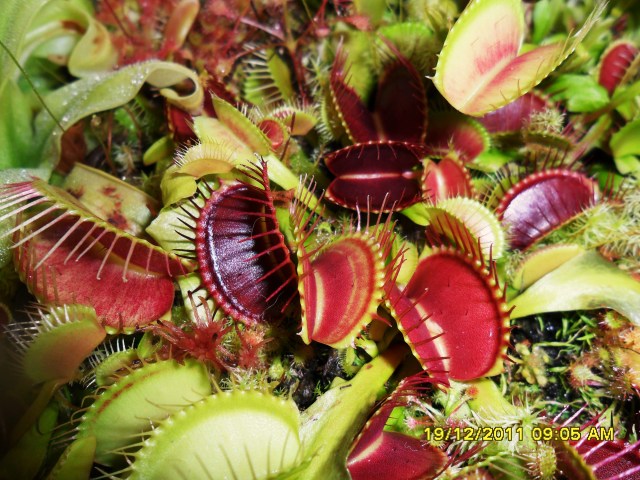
[433,0,606,116]
[2,304,104,445]
[161,96,321,210]
[387,232,512,382]
[2,0,640,478]
[495,169,600,250]
[0,181,190,330]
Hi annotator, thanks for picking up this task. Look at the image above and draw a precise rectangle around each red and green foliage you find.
[1,0,640,479]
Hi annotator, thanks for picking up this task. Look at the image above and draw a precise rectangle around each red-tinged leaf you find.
[196,164,298,325]
[349,430,446,480]
[557,439,640,480]
[456,43,564,115]
[422,156,475,204]
[598,41,639,95]
[425,111,489,162]
[298,235,384,347]
[479,91,550,135]
[388,248,510,380]
[387,285,449,379]
[166,102,196,143]
[325,141,427,212]
[15,222,174,330]
[329,51,378,143]
[258,118,288,151]
[433,0,603,116]
[577,440,640,480]
[0,181,193,277]
[211,96,272,156]
[495,169,598,250]
[166,77,236,143]
[329,46,428,144]
[348,374,448,480]
[374,60,428,143]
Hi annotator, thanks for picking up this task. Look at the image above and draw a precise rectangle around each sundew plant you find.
[1,0,640,478]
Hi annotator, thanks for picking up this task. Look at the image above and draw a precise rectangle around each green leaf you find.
[376,22,439,75]
[0,0,75,169]
[0,0,121,171]
[299,345,406,479]
[547,74,610,112]
[0,0,49,91]
[147,203,198,254]
[20,305,105,385]
[337,30,377,100]
[614,155,640,174]
[77,359,212,466]
[532,0,563,44]
[0,403,58,480]
[129,390,302,480]
[0,81,37,170]
[1,61,201,173]
[30,61,202,172]
[510,244,585,290]
[25,0,117,77]
[510,251,640,325]
[611,116,640,174]
[400,202,430,226]
[1,0,201,173]
[47,436,96,480]
[353,0,386,25]
[471,149,514,173]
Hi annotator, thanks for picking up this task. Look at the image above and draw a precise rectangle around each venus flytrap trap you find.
[425,110,491,164]
[179,161,299,326]
[2,304,105,445]
[387,230,512,382]
[0,180,189,330]
[293,182,397,347]
[74,358,212,467]
[2,0,640,479]
[432,0,606,116]
[494,168,600,251]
